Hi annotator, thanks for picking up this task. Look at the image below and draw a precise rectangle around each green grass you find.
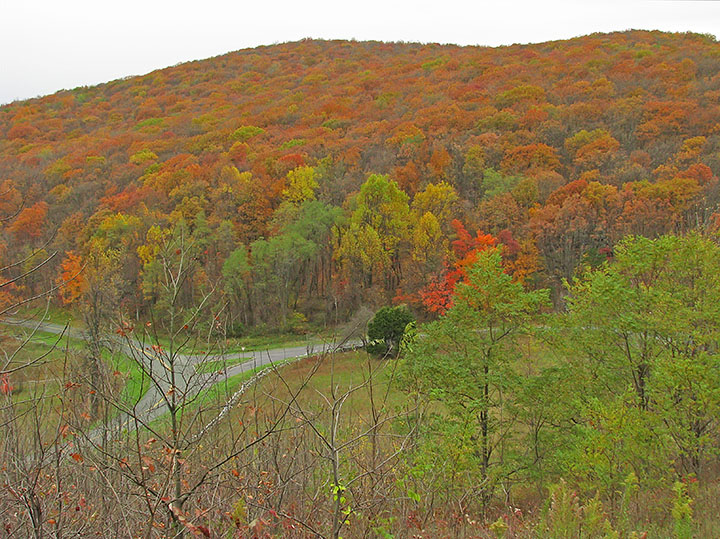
[2,338,67,400]
[194,356,253,374]
[147,360,295,431]
[1,314,362,442]
[3,324,72,348]
[1,325,146,412]
[224,330,338,352]
[0,330,82,440]
[10,306,341,355]
[1,316,344,429]
[142,331,337,355]
[17,304,81,328]
[190,366,266,408]
[107,350,149,407]
[259,350,408,416]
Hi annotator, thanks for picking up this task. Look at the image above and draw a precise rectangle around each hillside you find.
[1,30,720,325]
[5,30,720,536]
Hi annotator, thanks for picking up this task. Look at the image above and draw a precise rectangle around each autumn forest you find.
[2,30,720,537]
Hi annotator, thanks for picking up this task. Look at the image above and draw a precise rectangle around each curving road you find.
[2,316,361,440]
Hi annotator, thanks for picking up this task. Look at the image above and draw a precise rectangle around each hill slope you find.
[1,31,719,322]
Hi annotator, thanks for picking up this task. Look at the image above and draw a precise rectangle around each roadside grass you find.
[273,350,406,411]
[147,358,295,431]
[106,349,149,408]
[147,350,418,441]
[1,325,147,415]
[222,328,340,353]
[17,304,81,328]
[2,322,556,439]
[3,323,73,347]
[142,332,339,356]
[1,316,348,438]
[221,349,410,430]
[2,336,69,400]
[0,332,81,439]
[193,356,253,374]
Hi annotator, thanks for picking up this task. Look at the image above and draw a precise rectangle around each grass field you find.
[146,360,292,431]
[143,329,341,356]
[146,350,401,438]
[17,304,81,328]
[193,355,253,374]
[223,349,409,431]
[1,325,147,419]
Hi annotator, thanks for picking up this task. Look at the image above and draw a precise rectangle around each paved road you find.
[2,316,361,439]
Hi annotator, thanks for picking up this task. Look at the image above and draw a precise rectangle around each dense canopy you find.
[1,30,719,323]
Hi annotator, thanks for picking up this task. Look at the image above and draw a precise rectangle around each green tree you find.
[401,248,549,503]
[480,168,525,201]
[245,199,342,327]
[366,305,415,357]
[561,233,720,482]
[250,232,317,327]
[222,246,254,328]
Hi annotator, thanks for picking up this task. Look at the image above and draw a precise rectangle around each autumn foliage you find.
[4,32,720,536]
[0,30,718,319]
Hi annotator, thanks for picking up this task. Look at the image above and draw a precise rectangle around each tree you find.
[222,246,254,327]
[250,230,317,327]
[81,221,268,538]
[7,202,49,243]
[402,248,549,503]
[337,174,410,296]
[366,305,415,357]
[282,165,318,205]
[408,211,448,295]
[58,246,122,417]
[419,220,497,315]
[411,181,459,233]
[270,199,343,312]
[0,203,69,539]
[564,128,620,171]
[562,234,720,477]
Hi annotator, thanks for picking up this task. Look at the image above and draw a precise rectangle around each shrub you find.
[367,305,415,357]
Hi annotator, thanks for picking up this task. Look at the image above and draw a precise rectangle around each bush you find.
[367,305,415,357]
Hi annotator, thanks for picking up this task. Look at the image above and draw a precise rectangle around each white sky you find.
[1,0,719,105]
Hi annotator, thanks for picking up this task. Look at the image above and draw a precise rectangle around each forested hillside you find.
[5,30,720,537]
[2,30,720,326]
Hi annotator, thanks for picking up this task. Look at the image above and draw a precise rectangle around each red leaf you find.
[0,374,12,395]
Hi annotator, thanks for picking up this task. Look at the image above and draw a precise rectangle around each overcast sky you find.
[1,0,719,105]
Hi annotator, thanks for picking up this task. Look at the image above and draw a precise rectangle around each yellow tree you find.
[282,166,318,205]
[337,174,410,295]
[411,181,459,233]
